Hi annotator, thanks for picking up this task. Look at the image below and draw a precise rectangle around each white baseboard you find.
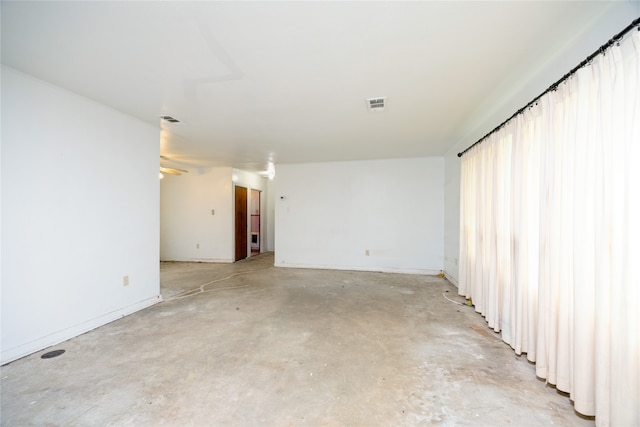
[444,271,459,287]
[160,258,234,263]
[1,295,162,365]
[276,262,440,276]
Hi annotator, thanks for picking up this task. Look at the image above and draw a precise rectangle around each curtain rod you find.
[457,17,640,158]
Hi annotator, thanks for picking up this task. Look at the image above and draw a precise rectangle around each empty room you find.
[1,2,639,426]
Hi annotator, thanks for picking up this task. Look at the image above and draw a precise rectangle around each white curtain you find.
[459,29,639,426]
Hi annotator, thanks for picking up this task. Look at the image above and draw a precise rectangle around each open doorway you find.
[250,189,261,256]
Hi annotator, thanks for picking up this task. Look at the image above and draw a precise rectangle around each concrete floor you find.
[1,253,593,426]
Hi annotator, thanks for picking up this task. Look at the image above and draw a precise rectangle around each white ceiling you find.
[0,1,625,172]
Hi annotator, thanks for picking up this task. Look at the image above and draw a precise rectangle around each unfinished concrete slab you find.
[1,253,593,426]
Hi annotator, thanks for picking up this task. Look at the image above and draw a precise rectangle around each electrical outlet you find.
[123,275,129,286]
[365,249,370,256]
[196,243,200,249]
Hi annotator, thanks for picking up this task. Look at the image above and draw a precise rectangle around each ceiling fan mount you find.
[160,166,188,176]
[160,155,189,176]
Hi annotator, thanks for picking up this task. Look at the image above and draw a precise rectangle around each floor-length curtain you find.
[459,29,639,426]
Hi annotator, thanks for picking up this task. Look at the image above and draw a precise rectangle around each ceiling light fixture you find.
[159,172,164,179]
[266,162,275,180]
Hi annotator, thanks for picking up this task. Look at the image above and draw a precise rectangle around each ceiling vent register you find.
[159,115,180,123]
[367,97,386,112]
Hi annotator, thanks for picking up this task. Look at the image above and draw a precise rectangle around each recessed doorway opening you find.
[250,189,261,256]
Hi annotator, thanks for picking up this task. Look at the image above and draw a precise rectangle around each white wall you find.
[443,152,461,286]
[266,179,276,252]
[1,66,161,364]
[160,167,272,263]
[160,168,234,262]
[275,157,443,274]
[443,4,639,285]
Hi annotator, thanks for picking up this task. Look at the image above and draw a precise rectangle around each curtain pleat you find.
[458,30,640,426]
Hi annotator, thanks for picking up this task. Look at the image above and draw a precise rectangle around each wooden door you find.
[234,186,248,261]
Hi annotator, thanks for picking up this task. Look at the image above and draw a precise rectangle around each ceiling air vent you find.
[366,97,386,112]
[159,115,180,123]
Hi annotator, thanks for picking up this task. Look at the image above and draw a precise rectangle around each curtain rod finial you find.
[457,152,463,158]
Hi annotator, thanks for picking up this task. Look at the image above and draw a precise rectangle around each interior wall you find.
[442,4,640,285]
[160,168,234,262]
[443,150,461,286]
[266,178,276,252]
[1,66,161,365]
[275,157,444,274]
[160,168,272,262]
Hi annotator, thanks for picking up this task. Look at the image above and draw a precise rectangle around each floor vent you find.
[366,97,386,112]
[41,349,65,359]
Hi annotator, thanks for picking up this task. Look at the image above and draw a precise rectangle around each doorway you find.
[234,186,248,261]
[250,189,261,256]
